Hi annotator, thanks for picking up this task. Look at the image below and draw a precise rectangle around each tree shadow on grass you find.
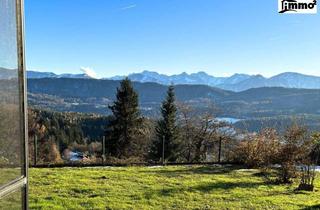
[144,180,264,199]
[193,181,263,192]
[301,204,320,210]
[143,165,244,177]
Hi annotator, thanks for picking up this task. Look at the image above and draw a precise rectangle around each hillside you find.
[27,78,232,115]
[27,78,320,121]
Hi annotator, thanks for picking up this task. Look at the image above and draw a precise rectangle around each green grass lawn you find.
[29,165,320,210]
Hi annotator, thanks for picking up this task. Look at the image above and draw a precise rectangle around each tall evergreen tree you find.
[150,85,180,162]
[106,78,142,158]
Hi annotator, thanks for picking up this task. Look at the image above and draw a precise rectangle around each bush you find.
[276,124,310,183]
[235,125,314,184]
[297,165,316,191]
[88,142,102,154]
[234,128,279,169]
[296,132,320,191]
[81,155,101,164]
[47,139,63,164]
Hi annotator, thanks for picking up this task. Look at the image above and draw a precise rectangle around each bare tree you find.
[177,102,229,162]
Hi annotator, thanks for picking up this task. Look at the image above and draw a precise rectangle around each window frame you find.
[0,0,28,209]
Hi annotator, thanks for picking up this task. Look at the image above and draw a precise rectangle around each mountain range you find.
[108,71,320,92]
[0,69,93,80]
[23,70,320,92]
[1,68,320,92]
[27,71,92,79]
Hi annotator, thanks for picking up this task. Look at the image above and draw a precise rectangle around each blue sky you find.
[25,0,320,78]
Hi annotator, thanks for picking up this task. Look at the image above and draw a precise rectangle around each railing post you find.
[218,136,222,164]
[102,136,106,165]
[34,135,37,166]
[162,135,165,166]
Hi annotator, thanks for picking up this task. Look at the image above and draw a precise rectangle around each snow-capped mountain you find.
[27,71,94,79]
[268,72,320,89]
[108,71,320,91]
[222,73,252,85]
[108,70,250,87]
[221,72,320,92]
[27,71,58,79]
[218,74,269,91]
[18,69,320,91]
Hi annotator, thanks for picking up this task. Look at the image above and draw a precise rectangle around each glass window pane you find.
[0,0,23,186]
[0,187,23,210]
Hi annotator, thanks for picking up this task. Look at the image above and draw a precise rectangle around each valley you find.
[26,78,320,132]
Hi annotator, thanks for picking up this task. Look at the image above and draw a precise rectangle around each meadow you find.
[26,165,320,210]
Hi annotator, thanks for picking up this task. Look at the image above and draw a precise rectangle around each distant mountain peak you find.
[230,73,249,77]
[27,70,96,79]
[253,74,265,78]
[191,71,209,76]
[141,70,157,74]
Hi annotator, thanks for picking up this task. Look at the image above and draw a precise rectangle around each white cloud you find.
[80,67,98,79]
[120,4,137,10]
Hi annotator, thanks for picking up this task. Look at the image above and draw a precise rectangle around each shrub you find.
[297,165,316,191]
[234,128,279,169]
[276,124,310,183]
[88,142,102,154]
[81,155,101,164]
[296,132,320,191]
[47,139,63,164]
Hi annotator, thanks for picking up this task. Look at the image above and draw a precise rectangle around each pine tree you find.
[151,85,180,162]
[106,78,142,158]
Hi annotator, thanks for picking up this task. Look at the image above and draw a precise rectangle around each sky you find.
[25,0,320,78]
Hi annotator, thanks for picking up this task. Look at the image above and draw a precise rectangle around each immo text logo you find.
[278,0,317,14]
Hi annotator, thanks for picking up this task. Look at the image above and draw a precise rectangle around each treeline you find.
[28,110,111,164]
[235,115,320,133]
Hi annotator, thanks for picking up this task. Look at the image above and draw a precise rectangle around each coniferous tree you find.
[150,85,180,162]
[106,78,142,158]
